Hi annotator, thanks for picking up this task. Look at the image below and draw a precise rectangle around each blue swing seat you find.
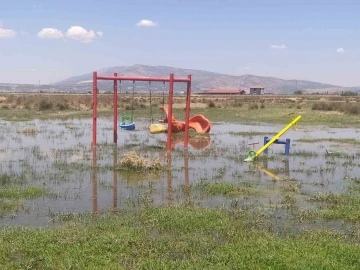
[119,115,135,130]
[119,121,135,130]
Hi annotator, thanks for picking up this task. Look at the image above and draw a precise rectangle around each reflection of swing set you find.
[91,72,207,153]
[91,146,190,211]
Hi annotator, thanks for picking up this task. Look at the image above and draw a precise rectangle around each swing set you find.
[92,72,192,152]
[118,80,167,131]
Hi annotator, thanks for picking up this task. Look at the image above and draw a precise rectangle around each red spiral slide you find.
[159,106,211,133]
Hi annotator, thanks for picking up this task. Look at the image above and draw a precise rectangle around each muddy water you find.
[0,117,360,227]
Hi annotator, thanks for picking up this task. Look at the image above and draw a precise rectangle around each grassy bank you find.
[1,206,360,269]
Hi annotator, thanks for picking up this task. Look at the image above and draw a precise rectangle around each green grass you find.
[195,181,263,197]
[0,200,23,214]
[3,101,360,127]
[307,192,360,222]
[0,206,360,269]
[0,186,51,215]
[297,138,360,145]
[0,186,46,199]
[229,131,277,136]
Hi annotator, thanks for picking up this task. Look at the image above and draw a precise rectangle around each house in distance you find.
[249,85,264,95]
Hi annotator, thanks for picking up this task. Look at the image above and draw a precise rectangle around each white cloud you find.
[0,21,16,38]
[37,28,64,39]
[336,48,344,53]
[65,26,99,43]
[136,19,157,27]
[36,25,102,43]
[270,45,287,49]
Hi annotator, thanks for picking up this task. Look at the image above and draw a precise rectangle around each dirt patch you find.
[321,111,344,115]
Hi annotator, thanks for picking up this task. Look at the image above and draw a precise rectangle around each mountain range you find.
[0,64,358,94]
[53,65,358,94]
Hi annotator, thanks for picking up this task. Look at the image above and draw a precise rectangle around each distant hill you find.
[0,64,358,94]
[53,64,358,94]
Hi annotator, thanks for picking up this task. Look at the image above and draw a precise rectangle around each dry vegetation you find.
[116,151,164,171]
[2,93,360,124]
[311,100,360,115]
[0,93,323,111]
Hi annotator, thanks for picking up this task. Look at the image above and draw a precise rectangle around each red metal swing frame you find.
[92,71,192,152]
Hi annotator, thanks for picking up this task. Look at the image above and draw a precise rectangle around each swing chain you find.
[149,81,153,124]
[131,80,135,121]
[161,81,165,120]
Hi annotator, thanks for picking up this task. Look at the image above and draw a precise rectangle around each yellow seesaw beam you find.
[244,115,302,162]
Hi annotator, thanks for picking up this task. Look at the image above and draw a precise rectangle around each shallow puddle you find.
[1,117,360,228]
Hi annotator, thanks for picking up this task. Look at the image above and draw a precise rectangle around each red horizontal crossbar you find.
[96,75,190,83]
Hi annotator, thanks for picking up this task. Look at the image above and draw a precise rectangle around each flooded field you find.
[1,116,360,232]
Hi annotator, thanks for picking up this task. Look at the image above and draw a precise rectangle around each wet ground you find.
[1,116,360,229]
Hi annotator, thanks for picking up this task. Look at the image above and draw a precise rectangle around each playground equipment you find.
[119,115,135,130]
[158,134,211,150]
[244,115,302,162]
[149,106,211,134]
[149,123,167,134]
[263,136,291,155]
[248,142,259,150]
[92,72,193,153]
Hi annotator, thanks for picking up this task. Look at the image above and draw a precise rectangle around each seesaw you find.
[244,115,302,162]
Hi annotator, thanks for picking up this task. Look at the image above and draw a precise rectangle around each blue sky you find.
[0,0,359,86]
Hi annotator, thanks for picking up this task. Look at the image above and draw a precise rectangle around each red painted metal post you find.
[92,71,98,147]
[166,73,174,153]
[184,74,191,149]
[113,73,118,144]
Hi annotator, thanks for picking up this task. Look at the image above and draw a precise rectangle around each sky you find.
[1,0,360,86]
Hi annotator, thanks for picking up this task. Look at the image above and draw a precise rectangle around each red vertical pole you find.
[166,73,174,153]
[92,71,98,147]
[113,73,118,144]
[184,74,191,149]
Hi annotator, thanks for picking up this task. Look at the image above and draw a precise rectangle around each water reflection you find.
[3,117,360,227]
[92,146,98,212]
[184,151,190,201]
[167,152,172,204]
[262,158,290,177]
[249,158,290,181]
[90,146,192,211]
[113,147,118,209]
[171,134,211,150]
